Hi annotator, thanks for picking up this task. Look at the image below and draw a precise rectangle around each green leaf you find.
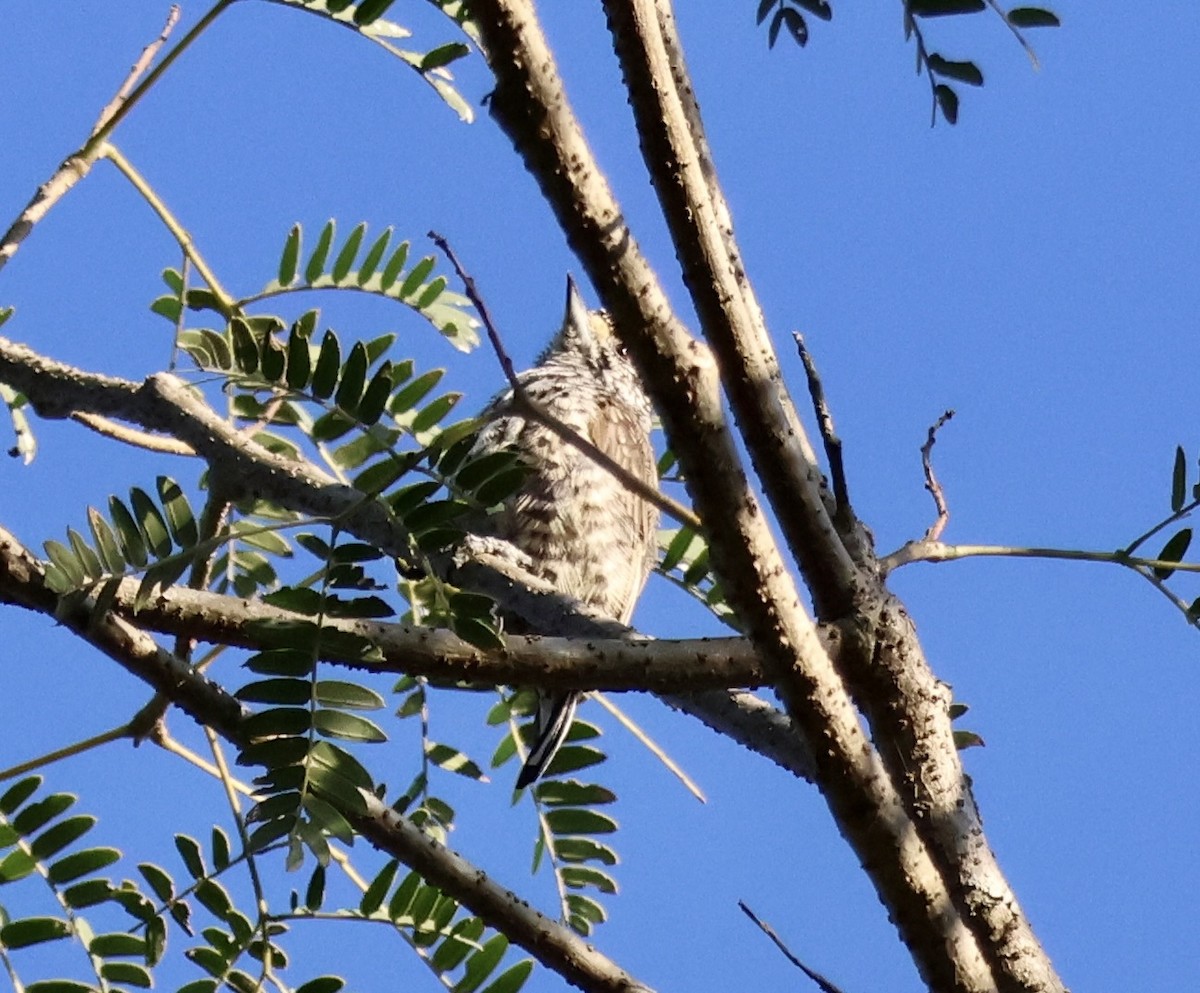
[411,393,462,434]
[1007,6,1060,28]
[12,792,73,834]
[87,507,126,575]
[398,255,436,300]
[908,0,985,15]
[479,959,534,993]
[138,862,176,902]
[47,846,120,884]
[1154,528,1192,580]
[335,341,369,413]
[287,324,313,390]
[0,775,40,815]
[379,241,410,291]
[175,833,207,878]
[89,932,147,957]
[314,680,385,710]
[425,742,486,780]
[295,978,345,993]
[26,982,96,993]
[0,849,36,882]
[312,331,342,400]
[454,934,509,993]
[236,678,313,705]
[30,815,96,860]
[757,0,776,24]
[332,223,366,283]
[313,709,387,743]
[390,369,445,415]
[545,808,618,835]
[560,865,618,894]
[360,859,400,916]
[358,363,393,426]
[66,528,103,580]
[130,487,172,558]
[231,317,260,374]
[928,54,984,86]
[158,476,198,548]
[419,43,469,71]
[43,539,85,589]
[100,961,153,987]
[306,220,336,283]
[358,227,393,284]
[1171,445,1187,512]
[0,917,72,949]
[934,83,959,124]
[279,223,302,285]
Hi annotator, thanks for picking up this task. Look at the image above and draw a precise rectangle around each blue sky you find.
[2,3,1198,991]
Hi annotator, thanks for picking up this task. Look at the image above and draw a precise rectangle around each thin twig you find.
[920,409,955,542]
[71,411,196,455]
[429,230,701,531]
[92,5,182,136]
[0,2,231,274]
[737,901,845,993]
[591,691,706,803]
[793,332,849,524]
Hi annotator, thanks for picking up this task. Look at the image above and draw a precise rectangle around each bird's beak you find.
[564,274,591,332]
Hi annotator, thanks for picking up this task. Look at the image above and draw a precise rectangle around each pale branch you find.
[471,3,994,989]
[102,143,235,313]
[610,7,1063,987]
[0,525,654,993]
[881,540,1200,577]
[920,409,955,542]
[0,1,233,275]
[71,410,196,456]
[429,230,700,530]
[97,575,775,692]
[0,335,820,776]
[603,0,859,619]
[92,5,182,136]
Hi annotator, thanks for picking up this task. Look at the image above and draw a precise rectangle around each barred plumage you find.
[472,277,659,788]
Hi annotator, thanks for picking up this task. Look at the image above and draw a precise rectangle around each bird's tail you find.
[515,691,579,789]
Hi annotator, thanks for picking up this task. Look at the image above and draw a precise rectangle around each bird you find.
[470,276,659,789]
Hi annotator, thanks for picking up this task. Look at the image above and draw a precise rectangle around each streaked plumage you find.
[472,278,658,788]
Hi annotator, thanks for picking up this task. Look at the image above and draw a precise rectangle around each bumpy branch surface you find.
[602,0,860,618]
[0,334,813,776]
[601,3,1064,990]
[0,525,652,993]
[468,3,1009,990]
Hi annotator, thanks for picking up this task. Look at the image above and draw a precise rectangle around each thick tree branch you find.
[0,524,652,993]
[603,5,1064,990]
[469,3,998,990]
[0,335,820,778]
[602,0,860,619]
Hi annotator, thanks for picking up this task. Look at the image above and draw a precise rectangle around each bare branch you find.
[738,901,845,993]
[794,332,849,525]
[92,5,181,136]
[921,409,955,541]
[0,524,655,993]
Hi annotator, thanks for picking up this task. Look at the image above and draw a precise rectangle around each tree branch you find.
[0,524,654,993]
[469,3,998,989]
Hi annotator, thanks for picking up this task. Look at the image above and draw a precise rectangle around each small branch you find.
[92,5,181,136]
[101,143,236,314]
[428,230,701,531]
[738,902,845,993]
[0,1,233,275]
[1122,496,1200,556]
[793,332,849,523]
[881,539,1200,576]
[920,409,955,542]
[71,410,195,455]
[0,723,132,783]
